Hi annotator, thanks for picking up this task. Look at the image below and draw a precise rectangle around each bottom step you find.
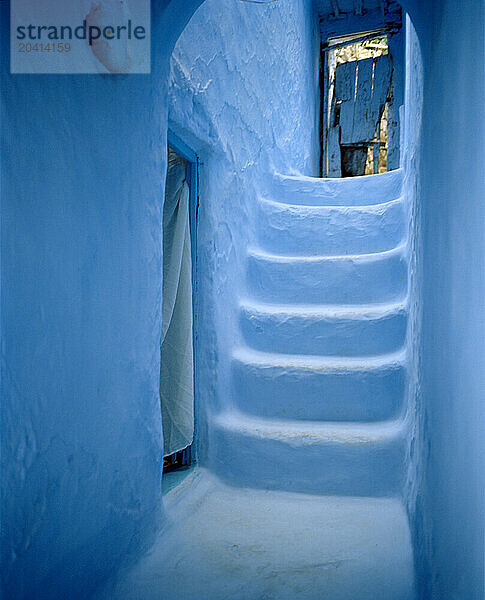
[210,411,406,496]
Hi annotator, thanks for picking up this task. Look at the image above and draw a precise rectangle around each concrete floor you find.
[96,468,415,600]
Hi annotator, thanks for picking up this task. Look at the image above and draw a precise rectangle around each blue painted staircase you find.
[211,168,410,498]
[98,169,416,600]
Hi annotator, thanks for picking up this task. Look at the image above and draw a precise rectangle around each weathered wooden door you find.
[328,54,392,177]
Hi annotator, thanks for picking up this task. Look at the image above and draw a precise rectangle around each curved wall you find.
[1,1,196,597]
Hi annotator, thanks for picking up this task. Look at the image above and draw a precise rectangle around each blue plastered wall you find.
[1,1,203,597]
[398,3,485,596]
[417,0,485,597]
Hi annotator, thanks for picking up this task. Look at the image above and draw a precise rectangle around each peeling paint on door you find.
[329,54,392,176]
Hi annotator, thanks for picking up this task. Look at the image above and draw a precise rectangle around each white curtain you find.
[161,149,194,457]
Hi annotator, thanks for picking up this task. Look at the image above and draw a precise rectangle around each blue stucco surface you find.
[1,0,484,598]
[1,1,202,597]
[417,2,485,598]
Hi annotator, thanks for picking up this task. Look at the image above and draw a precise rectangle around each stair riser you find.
[240,309,407,356]
[272,169,403,206]
[210,423,405,496]
[232,361,406,422]
[257,199,406,256]
[247,251,408,305]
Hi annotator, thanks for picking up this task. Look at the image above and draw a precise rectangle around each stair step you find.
[231,347,406,422]
[247,245,408,305]
[271,168,403,206]
[257,196,406,256]
[239,300,408,356]
[210,410,406,496]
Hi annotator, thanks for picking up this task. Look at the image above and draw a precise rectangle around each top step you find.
[271,168,403,207]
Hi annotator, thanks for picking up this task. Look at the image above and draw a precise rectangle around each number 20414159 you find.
[17,42,72,53]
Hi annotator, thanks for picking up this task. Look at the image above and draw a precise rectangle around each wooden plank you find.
[350,57,374,144]
[329,55,392,176]
[371,54,392,123]
[334,60,357,149]
[374,122,381,174]
[328,126,342,177]
[334,60,356,102]
[335,55,392,146]
[319,42,326,177]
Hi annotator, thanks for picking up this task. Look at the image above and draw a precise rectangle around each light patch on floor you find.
[96,468,415,600]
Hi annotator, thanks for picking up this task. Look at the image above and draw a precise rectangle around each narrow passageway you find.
[96,1,418,598]
[96,167,415,599]
[2,0,484,597]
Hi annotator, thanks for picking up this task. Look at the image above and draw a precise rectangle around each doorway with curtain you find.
[161,136,198,491]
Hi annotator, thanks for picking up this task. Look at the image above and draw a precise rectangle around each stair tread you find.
[233,346,406,371]
[275,168,402,185]
[215,410,406,443]
[240,299,408,319]
[248,243,407,263]
[272,168,403,207]
[260,194,405,212]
